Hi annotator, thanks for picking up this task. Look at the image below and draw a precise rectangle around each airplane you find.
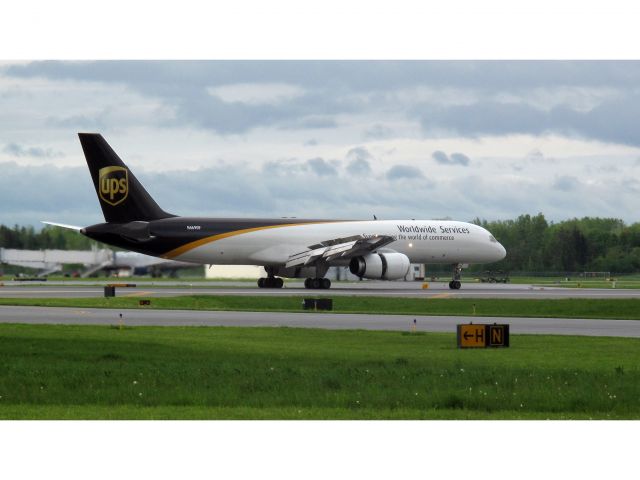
[45,133,506,290]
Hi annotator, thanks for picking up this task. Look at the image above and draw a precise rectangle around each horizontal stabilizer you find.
[41,221,83,231]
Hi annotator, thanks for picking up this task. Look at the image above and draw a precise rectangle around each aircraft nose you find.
[496,242,506,261]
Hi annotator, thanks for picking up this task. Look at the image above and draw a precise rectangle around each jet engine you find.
[349,252,410,280]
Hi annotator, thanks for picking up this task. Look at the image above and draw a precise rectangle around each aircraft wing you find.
[285,234,396,268]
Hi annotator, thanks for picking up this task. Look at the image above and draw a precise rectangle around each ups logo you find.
[99,166,129,206]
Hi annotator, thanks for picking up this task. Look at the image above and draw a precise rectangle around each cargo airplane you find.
[44,134,506,289]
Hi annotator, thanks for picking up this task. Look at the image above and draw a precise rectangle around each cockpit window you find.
[489,235,497,243]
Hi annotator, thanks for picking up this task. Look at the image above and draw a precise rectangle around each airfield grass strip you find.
[2,295,640,320]
[0,324,638,420]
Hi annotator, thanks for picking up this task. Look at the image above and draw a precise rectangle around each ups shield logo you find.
[99,166,129,206]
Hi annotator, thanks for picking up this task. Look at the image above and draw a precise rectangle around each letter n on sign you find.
[487,324,509,348]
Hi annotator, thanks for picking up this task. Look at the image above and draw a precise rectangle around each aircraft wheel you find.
[448,281,454,289]
[304,278,311,289]
[454,280,461,289]
[312,278,321,289]
[321,278,331,289]
[258,278,265,288]
[275,277,284,288]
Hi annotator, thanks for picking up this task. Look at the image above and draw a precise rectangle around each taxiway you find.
[1,281,639,299]
[0,305,639,338]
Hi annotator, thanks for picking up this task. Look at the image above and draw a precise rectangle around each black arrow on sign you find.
[463,329,484,341]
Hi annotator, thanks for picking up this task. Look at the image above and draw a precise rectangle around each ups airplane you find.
[45,134,506,290]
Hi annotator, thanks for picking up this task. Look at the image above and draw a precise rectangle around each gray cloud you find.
[418,96,640,146]
[2,158,639,229]
[307,157,337,176]
[386,164,424,180]
[432,150,449,164]
[346,158,372,176]
[364,124,393,139]
[553,175,580,192]
[263,157,339,177]
[9,60,640,93]
[45,113,107,130]
[450,153,470,166]
[3,143,64,158]
[7,60,640,142]
[4,61,640,226]
[0,162,99,226]
[526,148,544,162]
[346,146,373,176]
[347,146,373,161]
[432,150,470,166]
[262,159,308,176]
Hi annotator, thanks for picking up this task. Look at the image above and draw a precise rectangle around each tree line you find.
[472,214,640,274]
[2,216,640,273]
[0,225,97,251]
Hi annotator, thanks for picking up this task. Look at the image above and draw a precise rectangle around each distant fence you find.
[507,271,612,278]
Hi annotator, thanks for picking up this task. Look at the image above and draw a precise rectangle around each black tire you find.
[448,281,454,289]
[312,278,321,289]
[321,278,331,289]
[454,280,461,289]
[257,278,265,288]
[304,278,311,289]
[275,277,284,288]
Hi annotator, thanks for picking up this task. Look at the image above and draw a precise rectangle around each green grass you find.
[0,324,638,419]
[3,295,640,320]
[507,276,640,289]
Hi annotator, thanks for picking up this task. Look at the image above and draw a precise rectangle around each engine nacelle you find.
[349,252,410,280]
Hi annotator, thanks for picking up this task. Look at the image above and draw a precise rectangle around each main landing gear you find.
[304,278,331,289]
[257,267,284,288]
[449,263,462,290]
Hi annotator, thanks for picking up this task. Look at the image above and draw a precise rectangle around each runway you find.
[2,280,640,299]
[0,305,639,338]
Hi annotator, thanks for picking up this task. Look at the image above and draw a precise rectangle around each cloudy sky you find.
[2,60,640,227]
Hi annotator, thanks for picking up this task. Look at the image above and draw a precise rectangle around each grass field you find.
[0,324,638,419]
[507,276,640,289]
[3,295,640,319]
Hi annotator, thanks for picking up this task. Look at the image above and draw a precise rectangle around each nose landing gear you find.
[449,264,463,290]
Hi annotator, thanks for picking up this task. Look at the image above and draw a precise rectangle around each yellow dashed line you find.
[430,293,452,299]
[123,290,153,297]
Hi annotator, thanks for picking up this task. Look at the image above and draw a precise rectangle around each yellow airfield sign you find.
[457,324,510,348]
[458,324,486,348]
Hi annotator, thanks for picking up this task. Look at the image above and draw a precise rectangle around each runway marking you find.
[430,293,452,298]
[123,291,153,297]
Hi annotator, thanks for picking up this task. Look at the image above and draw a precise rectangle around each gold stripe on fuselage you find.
[161,221,341,259]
